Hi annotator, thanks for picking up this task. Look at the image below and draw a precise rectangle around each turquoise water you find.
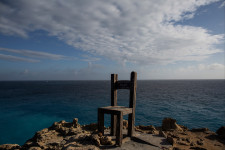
[0,80,224,145]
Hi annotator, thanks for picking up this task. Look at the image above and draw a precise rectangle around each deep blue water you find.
[0,80,224,145]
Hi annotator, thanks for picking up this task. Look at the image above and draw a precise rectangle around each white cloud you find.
[0,47,67,60]
[0,0,223,65]
[137,62,225,79]
[197,63,225,71]
[206,63,225,70]
[219,1,225,8]
[72,62,105,80]
[175,63,225,79]
[180,63,225,72]
[81,55,100,62]
[0,54,39,62]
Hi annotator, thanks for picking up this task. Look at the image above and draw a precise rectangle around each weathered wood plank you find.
[116,112,123,146]
[111,74,118,106]
[111,74,118,136]
[98,109,104,135]
[128,71,137,137]
[99,106,132,115]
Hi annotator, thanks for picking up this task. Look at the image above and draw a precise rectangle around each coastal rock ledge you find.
[0,118,224,150]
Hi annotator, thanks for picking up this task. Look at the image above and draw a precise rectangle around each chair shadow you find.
[152,134,171,146]
[99,135,160,149]
[130,136,159,147]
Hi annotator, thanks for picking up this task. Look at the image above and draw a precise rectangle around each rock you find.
[190,142,195,146]
[73,118,80,128]
[177,141,189,146]
[135,125,157,134]
[63,141,91,150]
[76,134,92,144]
[162,118,183,131]
[190,147,207,150]
[23,126,64,149]
[170,133,179,138]
[190,128,209,132]
[151,130,158,134]
[196,140,204,145]
[180,132,188,135]
[179,125,188,131]
[185,137,191,143]
[167,136,176,145]
[61,140,67,145]
[216,126,225,139]
[63,141,80,150]
[64,145,99,150]
[159,130,167,138]
[137,125,156,131]
[82,123,98,131]
[0,144,21,150]
[100,136,113,145]
[50,121,62,130]
[68,128,82,135]
[172,147,182,150]
[49,119,82,136]
[60,127,70,135]
[91,134,101,146]
[98,132,103,137]
[123,120,128,129]
[28,146,42,150]
[2,118,224,150]
[214,143,222,147]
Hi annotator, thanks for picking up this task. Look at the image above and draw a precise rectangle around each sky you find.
[0,0,224,80]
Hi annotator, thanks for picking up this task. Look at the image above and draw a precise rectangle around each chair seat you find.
[98,106,133,115]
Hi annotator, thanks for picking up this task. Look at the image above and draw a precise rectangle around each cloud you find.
[197,63,225,71]
[178,63,225,73]
[81,55,100,62]
[219,1,225,8]
[137,62,225,79]
[23,69,29,74]
[0,54,39,62]
[0,47,67,60]
[177,63,225,79]
[72,62,105,80]
[0,0,223,65]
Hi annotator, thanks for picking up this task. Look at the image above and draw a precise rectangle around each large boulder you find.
[162,118,183,131]
[216,126,225,139]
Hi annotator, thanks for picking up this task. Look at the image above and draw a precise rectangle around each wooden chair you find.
[98,71,137,146]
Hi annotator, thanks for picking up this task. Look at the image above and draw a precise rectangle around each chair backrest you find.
[111,71,137,108]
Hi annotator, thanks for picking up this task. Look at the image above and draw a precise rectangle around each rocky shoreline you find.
[0,118,224,150]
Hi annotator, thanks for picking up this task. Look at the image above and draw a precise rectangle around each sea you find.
[0,80,224,145]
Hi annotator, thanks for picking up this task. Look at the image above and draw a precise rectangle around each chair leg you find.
[116,112,123,146]
[128,113,134,137]
[98,110,104,135]
[111,114,117,136]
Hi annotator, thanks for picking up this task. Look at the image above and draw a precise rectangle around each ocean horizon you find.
[0,80,224,145]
